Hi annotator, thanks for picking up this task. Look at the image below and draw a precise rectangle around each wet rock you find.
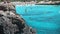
[22,25,36,34]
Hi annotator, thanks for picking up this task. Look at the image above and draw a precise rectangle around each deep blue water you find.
[16,5,60,34]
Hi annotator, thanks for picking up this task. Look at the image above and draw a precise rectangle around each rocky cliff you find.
[0,3,36,34]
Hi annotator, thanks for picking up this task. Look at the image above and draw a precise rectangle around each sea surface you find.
[16,5,60,34]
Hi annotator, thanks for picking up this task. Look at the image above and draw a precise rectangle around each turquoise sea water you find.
[16,5,60,34]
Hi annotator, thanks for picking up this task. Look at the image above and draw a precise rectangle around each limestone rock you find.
[0,3,36,34]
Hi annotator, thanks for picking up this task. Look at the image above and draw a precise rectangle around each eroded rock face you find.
[0,11,25,34]
[0,4,36,34]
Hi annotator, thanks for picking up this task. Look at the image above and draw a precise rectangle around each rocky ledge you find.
[0,3,36,34]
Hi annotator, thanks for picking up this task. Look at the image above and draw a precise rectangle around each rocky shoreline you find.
[0,1,60,5]
[0,3,36,34]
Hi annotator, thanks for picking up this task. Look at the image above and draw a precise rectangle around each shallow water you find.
[16,5,60,34]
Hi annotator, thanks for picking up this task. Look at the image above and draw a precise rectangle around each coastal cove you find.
[16,5,60,34]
